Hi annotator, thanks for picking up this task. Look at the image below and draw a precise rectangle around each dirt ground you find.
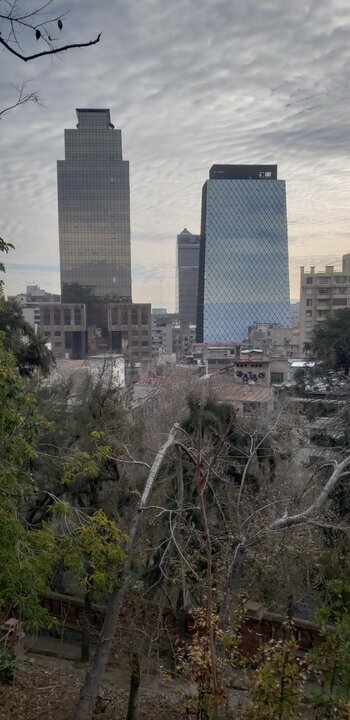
[0,654,188,720]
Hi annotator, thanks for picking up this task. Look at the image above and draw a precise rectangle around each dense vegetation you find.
[1,241,350,719]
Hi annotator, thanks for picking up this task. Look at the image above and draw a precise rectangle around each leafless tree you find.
[0,1,101,117]
[72,388,350,719]
[0,81,42,119]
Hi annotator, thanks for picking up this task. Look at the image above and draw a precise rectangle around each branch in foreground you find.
[0,82,42,118]
[0,32,101,61]
[73,423,179,720]
[269,455,350,531]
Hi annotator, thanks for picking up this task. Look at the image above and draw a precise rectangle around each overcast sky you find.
[1,0,350,310]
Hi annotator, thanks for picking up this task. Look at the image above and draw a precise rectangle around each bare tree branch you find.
[0,81,42,118]
[0,1,101,62]
[0,31,101,61]
[74,423,179,720]
[269,456,350,531]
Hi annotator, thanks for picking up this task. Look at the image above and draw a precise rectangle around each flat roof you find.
[209,164,278,180]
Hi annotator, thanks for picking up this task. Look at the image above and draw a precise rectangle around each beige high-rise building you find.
[299,254,350,349]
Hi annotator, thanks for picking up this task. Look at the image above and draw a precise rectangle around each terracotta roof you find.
[134,377,163,386]
[214,383,273,403]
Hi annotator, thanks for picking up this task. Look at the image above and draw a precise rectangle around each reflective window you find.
[64,308,71,325]
[198,177,290,341]
[43,308,50,325]
[58,111,132,304]
[74,307,82,324]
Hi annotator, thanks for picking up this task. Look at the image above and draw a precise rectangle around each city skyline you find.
[1,0,350,310]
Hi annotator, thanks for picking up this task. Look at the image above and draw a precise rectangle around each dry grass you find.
[0,654,186,720]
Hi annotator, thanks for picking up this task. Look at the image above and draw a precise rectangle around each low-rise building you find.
[248,322,299,357]
[40,303,87,359]
[188,343,289,385]
[214,382,274,417]
[8,284,60,329]
[40,302,152,362]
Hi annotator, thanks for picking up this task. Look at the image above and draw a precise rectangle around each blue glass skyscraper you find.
[196,165,290,342]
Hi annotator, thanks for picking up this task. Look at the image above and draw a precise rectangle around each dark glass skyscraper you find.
[197,165,290,342]
[57,109,131,304]
[177,228,200,325]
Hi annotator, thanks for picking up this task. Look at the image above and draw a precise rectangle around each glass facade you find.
[197,165,290,342]
[176,228,200,325]
[57,109,131,304]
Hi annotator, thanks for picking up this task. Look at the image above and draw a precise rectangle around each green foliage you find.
[0,238,55,625]
[243,630,306,720]
[183,395,235,440]
[306,308,350,376]
[292,366,316,394]
[0,649,15,685]
[62,442,110,485]
[0,298,55,376]
[59,508,127,597]
[304,401,337,421]
[29,375,129,522]
[0,238,14,281]
[308,580,350,719]
[0,238,54,375]
[0,339,56,626]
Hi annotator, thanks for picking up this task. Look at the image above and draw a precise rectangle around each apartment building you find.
[299,254,350,348]
[8,285,60,328]
[151,311,179,356]
[248,321,299,357]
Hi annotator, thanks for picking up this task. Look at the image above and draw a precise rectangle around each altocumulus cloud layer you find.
[1,0,350,309]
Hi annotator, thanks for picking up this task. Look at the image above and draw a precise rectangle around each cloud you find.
[1,0,350,309]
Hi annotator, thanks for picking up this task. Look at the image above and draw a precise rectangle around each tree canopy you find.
[305,308,350,376]
[0,297,55,376]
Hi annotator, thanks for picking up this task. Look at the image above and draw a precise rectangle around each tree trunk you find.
[73,424,178,720]
[175,445,187,609]
[81,591,91,662]
[126,652,141,720]
[195,406,223,720]
[220,543,245,625]
[74,577,128,720]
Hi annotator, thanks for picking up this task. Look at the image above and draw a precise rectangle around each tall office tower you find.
[197,165,290,342]
[177,228,200,324]
[57,109,131,304]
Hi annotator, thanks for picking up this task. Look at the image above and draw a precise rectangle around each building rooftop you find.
[215,383,273,403]
[75,108,114,128]
[209,164,278,180]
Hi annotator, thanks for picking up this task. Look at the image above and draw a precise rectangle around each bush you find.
[0,649,16,685]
